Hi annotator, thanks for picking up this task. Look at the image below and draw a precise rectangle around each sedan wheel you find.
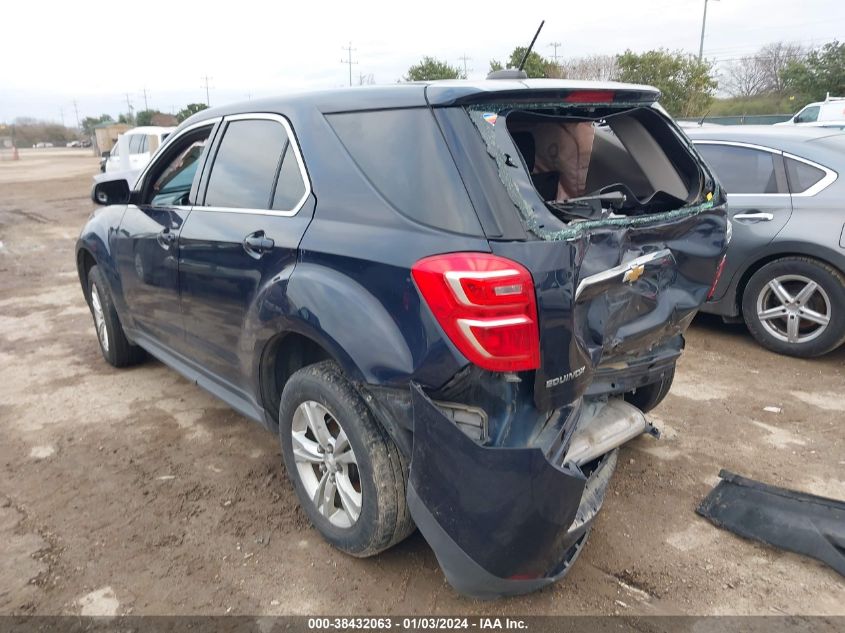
[756,274,831,344]
[742,257,845,357]
[291,400,362,528]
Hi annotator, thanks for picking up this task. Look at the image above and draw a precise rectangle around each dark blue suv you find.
[77,79,727,598]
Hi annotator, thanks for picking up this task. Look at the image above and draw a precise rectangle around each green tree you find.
[81,114,114,135]
[136,109,163,126]
[781,40,845,102]
[176,103,209,123]
[404,57,463,81]
[489,47,552,78]
[616,49,716,117]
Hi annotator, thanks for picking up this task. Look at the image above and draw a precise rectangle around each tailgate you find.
[435,87,728,411]
[491,207,727,411]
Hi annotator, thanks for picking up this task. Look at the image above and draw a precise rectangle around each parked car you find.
[775,94,845,126]
[77,80,727,598]
[100,126,174,173]
[686,125,845,357]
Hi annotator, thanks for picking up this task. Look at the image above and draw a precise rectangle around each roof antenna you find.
[487,19,545,80]
[518,20,545,71]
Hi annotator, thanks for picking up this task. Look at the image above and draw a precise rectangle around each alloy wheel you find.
[291,400,362,528]
[756,274,831,344]
[90,284,109,352]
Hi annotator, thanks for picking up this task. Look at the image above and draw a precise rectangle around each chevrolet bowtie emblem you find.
[622,263,645,284]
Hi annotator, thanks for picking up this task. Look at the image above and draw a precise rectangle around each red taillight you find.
[564,90,615,103]
[411,253,540,372]
[707,255,727,300]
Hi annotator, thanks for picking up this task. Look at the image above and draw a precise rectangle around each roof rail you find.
[825,92,845,102]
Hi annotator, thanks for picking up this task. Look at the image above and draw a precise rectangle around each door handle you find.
[243,231,275,258]
[157,228,176,249]
[733,212,774,222]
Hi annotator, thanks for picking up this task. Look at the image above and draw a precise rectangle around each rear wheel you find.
[86,265,145,367]
[624,366,675,413]
[742,257,845,357]
[278,361,414,557]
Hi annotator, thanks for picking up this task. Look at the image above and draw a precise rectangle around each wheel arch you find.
[76,246,98,303]
[258,329,354,427]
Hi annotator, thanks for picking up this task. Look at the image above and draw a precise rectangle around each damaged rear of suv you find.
[78,79,727,600]
[397,80,727,596]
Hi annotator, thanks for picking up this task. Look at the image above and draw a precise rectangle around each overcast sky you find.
[3,0,843,123]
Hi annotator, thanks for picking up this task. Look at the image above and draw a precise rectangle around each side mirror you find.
[100,150,110,158]
[92,179,131,205]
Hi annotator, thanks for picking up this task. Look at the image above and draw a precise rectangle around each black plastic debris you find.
[697,469,845,577]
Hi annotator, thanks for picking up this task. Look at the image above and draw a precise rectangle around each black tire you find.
[86,265,145,367]
[624,365,675,413]
[742,257,845,358]
[278,361,414,557]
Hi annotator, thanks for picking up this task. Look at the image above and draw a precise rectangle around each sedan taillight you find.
[411,253,540,372]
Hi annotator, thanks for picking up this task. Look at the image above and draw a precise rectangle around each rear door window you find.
[204,119,288,209]
[784,156,825,193]
[696,144,781,194]
[327,108,481,234]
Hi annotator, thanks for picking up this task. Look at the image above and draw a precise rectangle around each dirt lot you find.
[0,150,843,616]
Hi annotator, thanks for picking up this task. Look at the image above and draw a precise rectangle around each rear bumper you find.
[408,384,621,598]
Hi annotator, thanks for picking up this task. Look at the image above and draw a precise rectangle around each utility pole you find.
[458,54,472,79]
[124,93,134,121]
[698,0,719,61]
[59,106,65,127]
[72,100,80,130]
[549,41,562,64]
[201,75,214,106]
[140,87,150,111]
[341,42,357,87]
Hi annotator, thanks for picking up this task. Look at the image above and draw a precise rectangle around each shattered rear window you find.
[466,103,720,241]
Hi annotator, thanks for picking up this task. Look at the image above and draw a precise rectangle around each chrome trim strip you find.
[733,213,774,221]
[133,117,223,190]
[192,112,311,218]
[575,249,673,301]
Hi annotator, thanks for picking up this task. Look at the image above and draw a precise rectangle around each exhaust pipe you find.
[564,398,657,466]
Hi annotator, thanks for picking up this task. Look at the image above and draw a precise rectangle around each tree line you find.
[405,39,844,117]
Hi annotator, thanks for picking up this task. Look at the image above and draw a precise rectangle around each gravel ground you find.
[0,150,843,616]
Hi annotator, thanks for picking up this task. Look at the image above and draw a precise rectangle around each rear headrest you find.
[511,132,535,172]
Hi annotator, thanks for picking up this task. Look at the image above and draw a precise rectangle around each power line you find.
[341,42,358,87]
[201,75,214,106]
